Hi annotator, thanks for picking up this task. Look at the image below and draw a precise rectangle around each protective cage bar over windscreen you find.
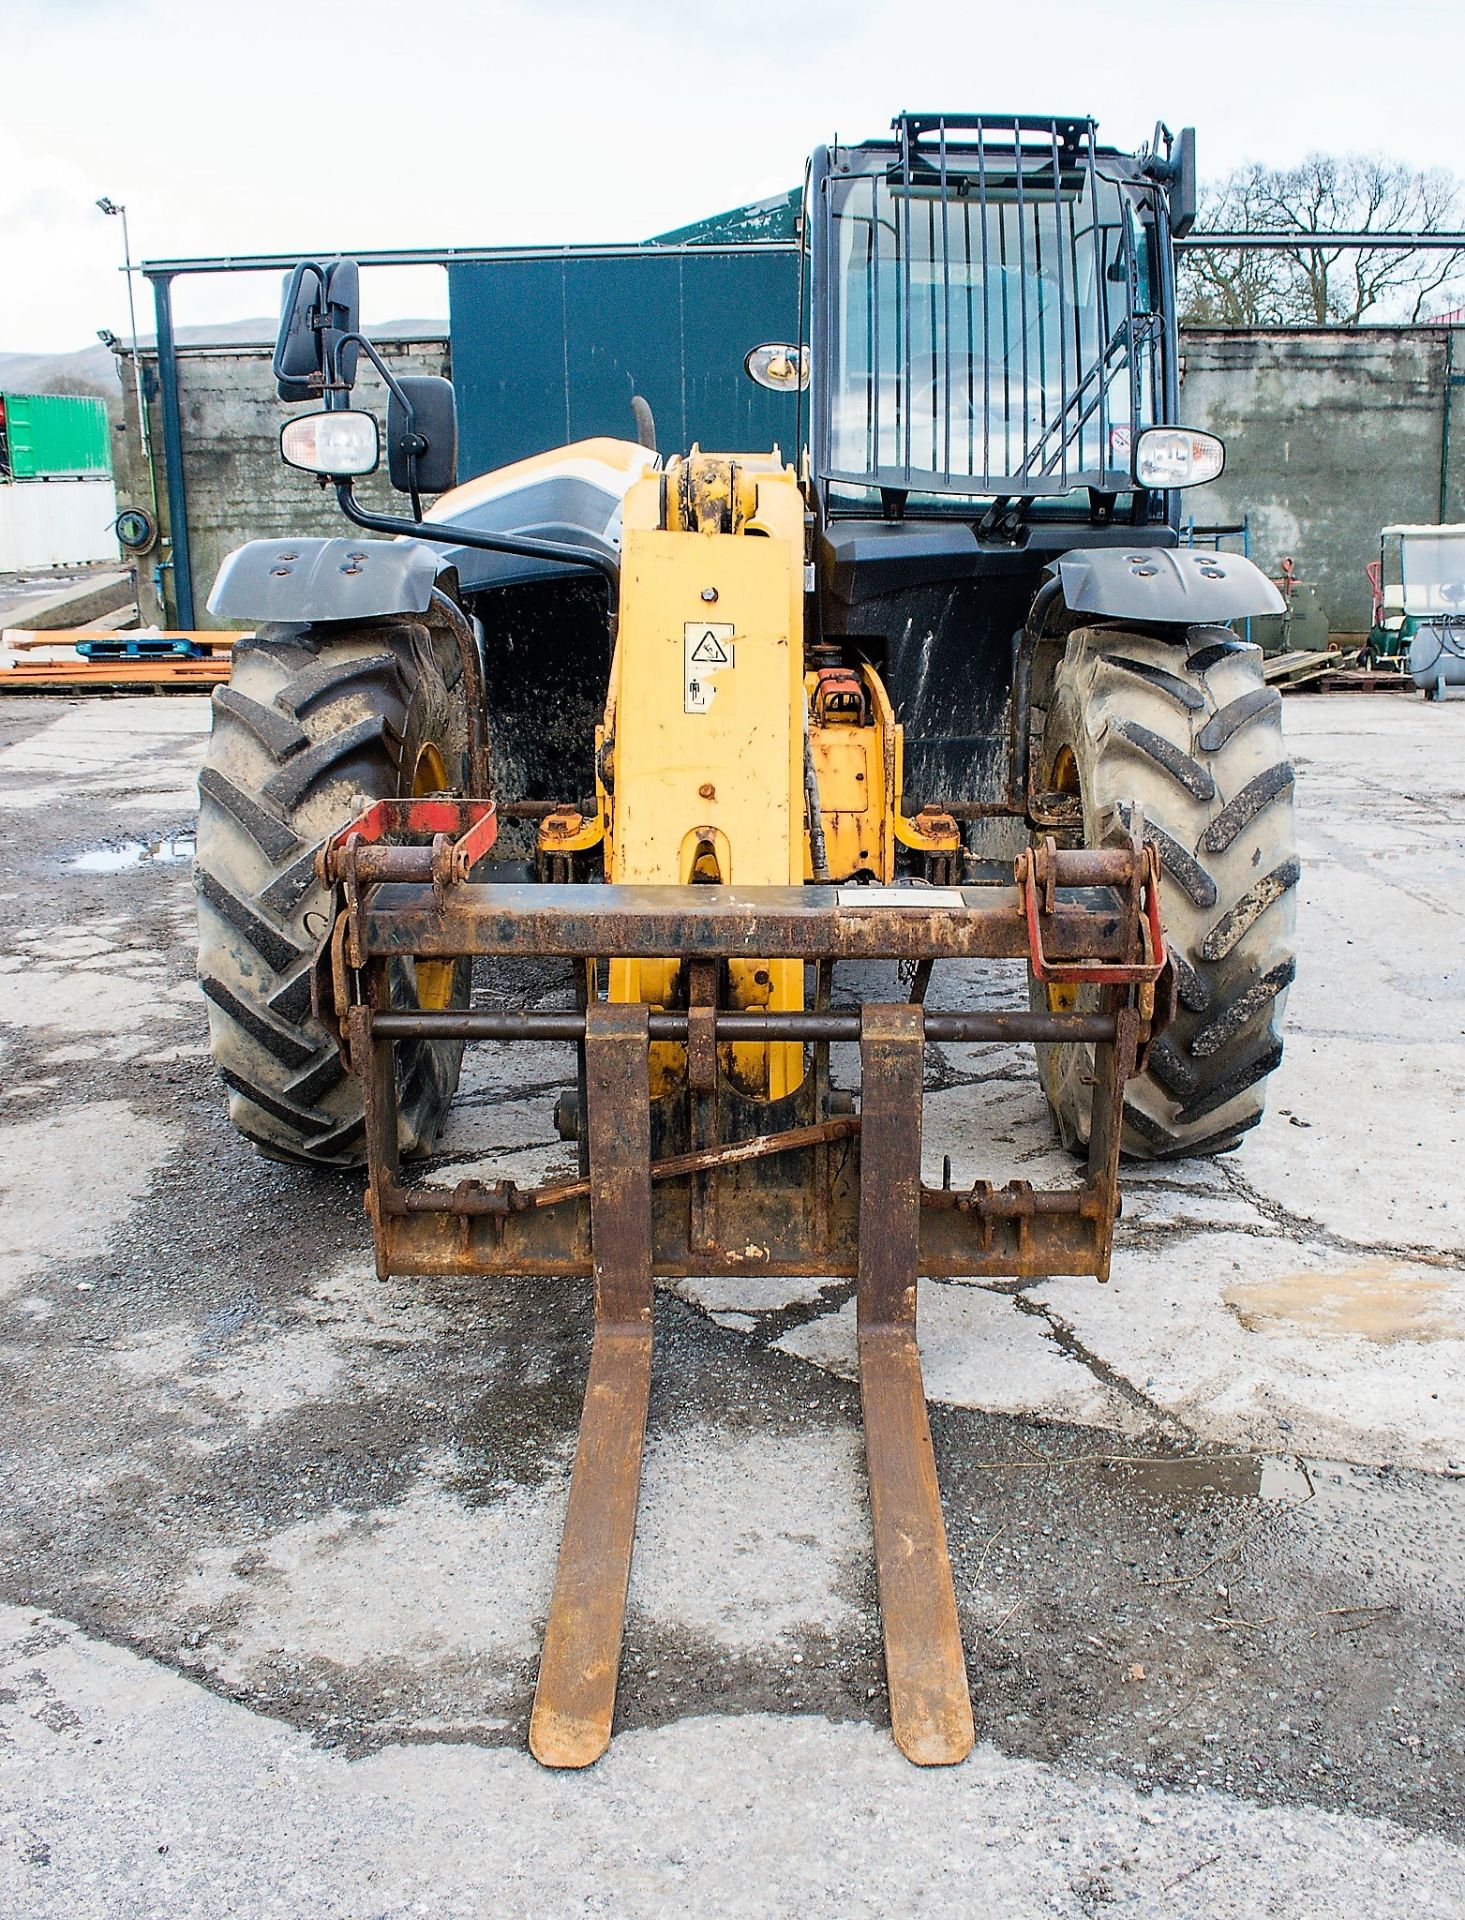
[815,116,1165,501]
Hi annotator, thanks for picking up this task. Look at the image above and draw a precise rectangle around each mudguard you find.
[1057,547,1284,625]
[207,537,444,624]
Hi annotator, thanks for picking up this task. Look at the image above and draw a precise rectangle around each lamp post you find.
[96,196,158,513]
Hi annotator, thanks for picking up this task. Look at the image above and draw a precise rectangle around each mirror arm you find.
[339,330,414,416]
[332,481,621,589]
[338,331,425,513]
[273,260,329,395]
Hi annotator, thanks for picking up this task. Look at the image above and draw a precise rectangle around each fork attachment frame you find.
[319,802,1167,1768]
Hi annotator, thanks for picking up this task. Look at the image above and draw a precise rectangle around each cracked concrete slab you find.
[1033,1235,1465,1470]
[0,1098,178,1299]
[776,1282,1151,1432]
[0,696,210,811]
[180,1465,569,1685]
[1228,1035,1464,1254]
[633,1424,866,1647]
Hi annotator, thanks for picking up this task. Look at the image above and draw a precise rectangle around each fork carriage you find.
[314,797,1168,1767]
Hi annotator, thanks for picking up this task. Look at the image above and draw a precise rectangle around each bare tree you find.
[1179,155,1465,327]
[38,373,121,424]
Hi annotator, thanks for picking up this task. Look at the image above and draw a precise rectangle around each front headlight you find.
[280,408,380,477]
[1133,426,1224,490]
[744,343,810,392]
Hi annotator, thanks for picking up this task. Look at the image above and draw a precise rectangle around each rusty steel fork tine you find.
[859,1327,974,1765]
[858,1005,975,1767]
[529,1002,653,1770]
[529,1325,652,1768]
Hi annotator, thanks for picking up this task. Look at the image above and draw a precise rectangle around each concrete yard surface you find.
[0,690,1462,1917]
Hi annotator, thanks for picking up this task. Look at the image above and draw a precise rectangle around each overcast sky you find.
[8,0,1465,352]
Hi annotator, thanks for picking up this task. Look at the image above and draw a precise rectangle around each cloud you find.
[6,0,1465,349]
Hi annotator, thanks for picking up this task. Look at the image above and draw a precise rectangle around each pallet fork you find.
[316,798,1168,1768]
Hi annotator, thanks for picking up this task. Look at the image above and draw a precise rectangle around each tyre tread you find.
[1186,638,1251,674]
[1197,687,1282,753]
[196,618,469,1168]
[196,866,305,974]
[200,972,316,1071]
[197,766,300,864]
[262,714,388,811]
[275,649,403,719]
[1111,719,1216,801]
[211,686,309,760]
[1202,762,1295,854]
[1032,622,1297,1160]
[1100,653,1206,711]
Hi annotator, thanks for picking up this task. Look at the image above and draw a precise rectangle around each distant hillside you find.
[0,319,448,412]
[0,342,126,404]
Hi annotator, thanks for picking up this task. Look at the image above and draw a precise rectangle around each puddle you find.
[1098,1451,1316,1503]
[972,1447,1325,1503]
[68,834,196,874]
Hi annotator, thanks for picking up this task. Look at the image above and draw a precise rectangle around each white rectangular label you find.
[836,886,966,909]
[684,621,735,713]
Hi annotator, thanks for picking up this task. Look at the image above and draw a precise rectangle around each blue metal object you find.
[446,246,801,475]
[151,273,195,627]
[76,635,206,660]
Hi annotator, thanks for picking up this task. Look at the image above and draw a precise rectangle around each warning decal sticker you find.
[684,622,735,713]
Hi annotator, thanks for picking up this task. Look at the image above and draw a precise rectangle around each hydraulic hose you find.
[803,690,831,882]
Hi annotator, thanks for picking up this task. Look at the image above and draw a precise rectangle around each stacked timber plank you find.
[0,628,241,693]
[1264,648,1346,691]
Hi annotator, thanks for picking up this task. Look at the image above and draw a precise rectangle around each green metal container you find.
[0,392,112,479]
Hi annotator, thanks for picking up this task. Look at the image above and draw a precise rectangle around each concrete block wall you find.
[1179,327,1465,635]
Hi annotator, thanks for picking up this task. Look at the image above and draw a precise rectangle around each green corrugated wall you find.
[0,392,112,479]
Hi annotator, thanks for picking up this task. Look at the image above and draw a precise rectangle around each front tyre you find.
[196,613,472,1166]
[1031,624,1298,1159]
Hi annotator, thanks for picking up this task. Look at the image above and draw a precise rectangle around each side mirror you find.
[280,408,380,477]
[1167,127,1197,239]
[273,257,362,402]
[745,343,809,392]
[1143,125,1197,240]
[387,374,458,496]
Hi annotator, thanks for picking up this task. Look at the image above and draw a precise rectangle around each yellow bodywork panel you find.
[807,711,883,881]
[803,664,894,882]
[582,448,955,1100]
[604,453,806,1098]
